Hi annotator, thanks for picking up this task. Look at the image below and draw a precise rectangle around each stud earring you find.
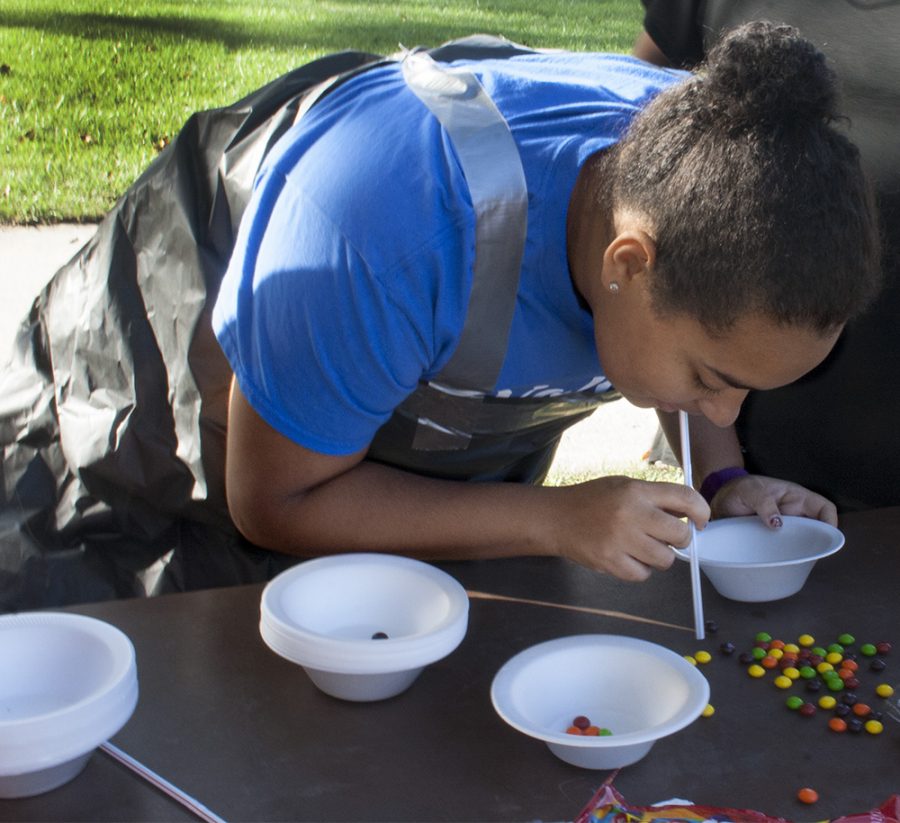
[608,281,620,294]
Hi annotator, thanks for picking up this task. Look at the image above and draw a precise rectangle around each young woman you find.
[214,22,880,582]
[637,0,900,514]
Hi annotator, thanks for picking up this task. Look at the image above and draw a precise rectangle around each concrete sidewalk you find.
[0,222,99,362]
[0,222,660,477]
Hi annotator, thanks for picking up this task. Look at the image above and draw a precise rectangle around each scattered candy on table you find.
[689,629,894,740]
[674,627,895,810]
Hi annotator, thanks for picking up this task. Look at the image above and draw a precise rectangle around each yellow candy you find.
[748,664,766,678]
[783,643,800,654]
[783,667,801,680]
[684,655,697,666]
[865,720,884,735]
[825,652,844,665]
[817,662,834,674]
[876,684,895,698]
[769,648,784,660]
[774,675,793,689]
[818,695,837,710]
[695,651,712,664]
[798,634,815,647]
[702,704,715,717]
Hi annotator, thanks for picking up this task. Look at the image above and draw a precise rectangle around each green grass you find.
[0,0,643,224]
[546,461,683,487]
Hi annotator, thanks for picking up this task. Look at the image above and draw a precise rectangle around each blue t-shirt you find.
[213,52,683,456]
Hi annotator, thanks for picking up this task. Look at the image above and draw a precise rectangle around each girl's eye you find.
[693,375,722,396]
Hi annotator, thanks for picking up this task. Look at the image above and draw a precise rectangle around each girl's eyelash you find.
[693,375,722,396]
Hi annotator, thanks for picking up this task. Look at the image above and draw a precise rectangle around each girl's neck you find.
[566,150,615,312]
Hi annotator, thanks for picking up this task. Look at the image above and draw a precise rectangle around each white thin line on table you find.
[466,590,692,632]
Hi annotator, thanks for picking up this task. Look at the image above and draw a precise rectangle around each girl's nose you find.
[697,388,749,427]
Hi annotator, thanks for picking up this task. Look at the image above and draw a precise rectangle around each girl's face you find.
[593,277,841,427]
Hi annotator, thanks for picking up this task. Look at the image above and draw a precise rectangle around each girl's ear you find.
[601,229,657,291]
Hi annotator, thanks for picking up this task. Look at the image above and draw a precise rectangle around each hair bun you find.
[701,21,838,131]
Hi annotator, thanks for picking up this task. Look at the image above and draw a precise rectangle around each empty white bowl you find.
[673,515,845,602]
[491,634,709,770]
[0,612,139,798]
[260,553,469,701]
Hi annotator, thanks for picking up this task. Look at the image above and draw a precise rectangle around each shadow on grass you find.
[0,9,564,54]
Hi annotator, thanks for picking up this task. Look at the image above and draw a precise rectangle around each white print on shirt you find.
[494,376,614,399]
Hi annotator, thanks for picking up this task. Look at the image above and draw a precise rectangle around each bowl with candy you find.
[0,612,139,798]
[490,634,709,769]
[672,515,845,602]
[260,553,469,702]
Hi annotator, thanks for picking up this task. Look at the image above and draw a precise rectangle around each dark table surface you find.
[2,507,899,822]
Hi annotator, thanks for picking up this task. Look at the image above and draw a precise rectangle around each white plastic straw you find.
[100,742,228,823]
[678,411,705,640]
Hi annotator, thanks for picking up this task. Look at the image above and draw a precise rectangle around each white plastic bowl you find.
[260,554,469,701]
[673,515,845,602]
[491,634,709,770]
[0,612,139,798]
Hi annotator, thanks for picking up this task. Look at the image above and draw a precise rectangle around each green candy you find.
[786,696,804,710]
[799,666,817,679]
[860,643,877,656]
[837,633,855,646]
[827,643,845,654]
[755,632,773,643]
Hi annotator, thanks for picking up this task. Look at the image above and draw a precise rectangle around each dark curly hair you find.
[608,21,882,335]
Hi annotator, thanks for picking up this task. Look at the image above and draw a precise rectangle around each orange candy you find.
[566,726,582,735]
[828,717,848,733]
[852,703,872,717]
[797,787,820,804]
[761,655,779,669]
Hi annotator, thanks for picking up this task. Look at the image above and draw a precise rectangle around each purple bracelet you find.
[699,466,749,504]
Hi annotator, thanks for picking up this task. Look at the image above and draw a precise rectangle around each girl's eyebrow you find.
[707,366,758,391]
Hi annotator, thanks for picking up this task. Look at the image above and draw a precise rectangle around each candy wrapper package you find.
[576,785,900,823]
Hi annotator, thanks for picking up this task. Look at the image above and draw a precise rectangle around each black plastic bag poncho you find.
[0,37,540,611]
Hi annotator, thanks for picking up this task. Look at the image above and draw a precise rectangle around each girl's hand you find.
[551,476,710,582]
[710,473,838,527]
